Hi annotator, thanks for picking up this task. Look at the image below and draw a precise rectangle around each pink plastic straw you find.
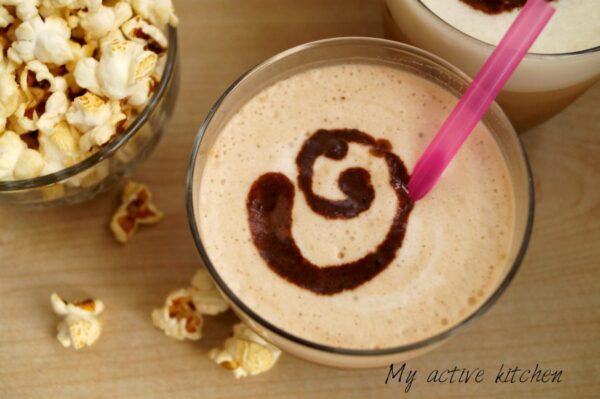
[408,0,555,201]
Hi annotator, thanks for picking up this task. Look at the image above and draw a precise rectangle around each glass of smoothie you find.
[187,38,534,368]
[383,0,600,131]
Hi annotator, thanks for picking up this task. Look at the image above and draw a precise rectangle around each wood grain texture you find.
[0,1,598,397]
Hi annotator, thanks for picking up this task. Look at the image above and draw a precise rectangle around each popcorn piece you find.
[151,269,228,342]
[190,268,230,316]
[209,323,282,379]
[19,0,39,21]
[79,158,108,187]
[14,148,44,179]
[16,62,68,135]
[152,53,166,81]
[20,60,67,95]
[78,100,126,151]
[151,289,204,341]
[66,92,126,152]
[115,138,138,163]
[0,131,26,180]
[51,293,104,350]
[78,2,132,41]
[16,67,51,127]
[20,61,52,103]
[41,0,101,12]
[8,101,40,134]
[37,91,69,134]
[63,11,80,29]
[0,0,40,21]
[66,92,111,132]
[126,76,155,109]
[8,16,73,65]
[110,180,162,243]
[74,36,157,102]
[65,40,96,88]
[41,182,65,199]
[127,0,178,29]
[0,5,15,28]
[122,15,167,52]
[0,54,20,130]
[39,120,81,174]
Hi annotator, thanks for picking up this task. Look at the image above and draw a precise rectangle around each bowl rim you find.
[186,37,535,358]
[412,0,600,57]
[0,26,178,191]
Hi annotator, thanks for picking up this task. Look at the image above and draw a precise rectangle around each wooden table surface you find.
[1,1,598,398]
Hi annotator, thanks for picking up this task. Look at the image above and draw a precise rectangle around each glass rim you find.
[414,0,600,57]
[0,26,178,192]
[186,37,535,357]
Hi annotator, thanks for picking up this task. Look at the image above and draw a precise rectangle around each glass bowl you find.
[0,27,180,208]
[187,37,534,368]
[383,0,600,131]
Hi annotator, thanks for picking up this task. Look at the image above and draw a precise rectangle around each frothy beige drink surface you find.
[420,0,600,54]
[197,63,515,349]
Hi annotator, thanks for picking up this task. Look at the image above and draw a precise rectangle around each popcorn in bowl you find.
[128,0,178,29]
[0,0,178,206]
[0,53,20,130]
[8,16,74,65]
[78,2,133,41]
[50,292,105,350]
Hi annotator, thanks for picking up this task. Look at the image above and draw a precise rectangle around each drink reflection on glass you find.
[383,0,600,131]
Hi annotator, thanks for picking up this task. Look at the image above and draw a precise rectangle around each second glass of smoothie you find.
[187,38,534,368]
[384,0,600,131]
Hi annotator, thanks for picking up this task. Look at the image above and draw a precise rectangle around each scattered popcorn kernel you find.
[110,180,162,243]
[209,323,282,379]
[151,268,229,342]
[151,288,204,341]
[50,292,105,350]
[190,268,230,316]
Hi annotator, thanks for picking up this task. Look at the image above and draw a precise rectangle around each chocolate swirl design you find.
[459,0,554,14]
[246,129,413,295]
